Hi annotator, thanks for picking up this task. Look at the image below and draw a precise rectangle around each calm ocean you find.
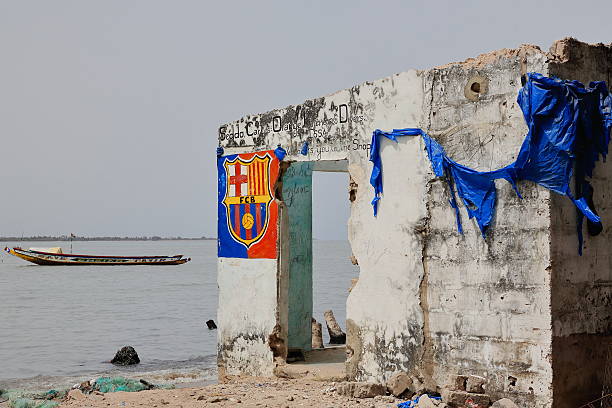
[0,239,356,389]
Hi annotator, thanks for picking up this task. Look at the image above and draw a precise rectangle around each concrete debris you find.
[311,318,324,349]
[453,375,468,391]
[410,376,426,395]
[323,310,346,344]
[336,382,386,398]
[447,391,490,408]
[67,389,86,401]
[491,398,519,408]
[466,375,486,393]
[386,371,413,397]
[416,394,437,408]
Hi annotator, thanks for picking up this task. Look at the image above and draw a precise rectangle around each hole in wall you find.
[312,170,354,345]
[464,75,489,102]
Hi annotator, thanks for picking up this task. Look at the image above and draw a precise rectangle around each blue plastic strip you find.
[370,73,612,253]
[300,141,309,155]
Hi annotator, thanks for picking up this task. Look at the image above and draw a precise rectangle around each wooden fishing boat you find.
[3,247,191,266]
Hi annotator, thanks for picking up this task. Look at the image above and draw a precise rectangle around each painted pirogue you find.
[4,247,191,266]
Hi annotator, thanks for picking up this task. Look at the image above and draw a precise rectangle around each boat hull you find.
[4,247,191,266]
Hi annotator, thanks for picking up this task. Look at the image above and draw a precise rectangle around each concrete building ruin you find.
[216,38,612,408]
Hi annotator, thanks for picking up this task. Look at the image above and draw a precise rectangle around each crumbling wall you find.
[344,70,429,382]
[217,257,282,377]
[217,38,611,408]
[421,49,554,408]
[547,39,612,408]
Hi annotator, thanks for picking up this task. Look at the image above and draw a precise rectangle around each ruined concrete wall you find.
[217,257,281,377]
[217,200,289,378]
[547,39,612,408]
[344,71,429,383]
[422,50,554,408]
[217,38,611,408]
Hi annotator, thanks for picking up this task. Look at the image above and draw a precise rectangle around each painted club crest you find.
[222,153,273,247]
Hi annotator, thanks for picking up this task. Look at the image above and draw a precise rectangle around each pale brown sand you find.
[58,377,404,408]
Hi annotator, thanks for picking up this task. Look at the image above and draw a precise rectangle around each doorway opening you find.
[281,159,357,380]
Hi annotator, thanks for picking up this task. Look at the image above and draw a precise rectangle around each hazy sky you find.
[0,1,610,239]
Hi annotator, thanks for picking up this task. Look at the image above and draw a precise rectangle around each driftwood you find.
[312,318,324,349]
[323,310,346,344]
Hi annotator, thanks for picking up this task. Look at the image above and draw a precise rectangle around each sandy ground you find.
[57,377,405,408]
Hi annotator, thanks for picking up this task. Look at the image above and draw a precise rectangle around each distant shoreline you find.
[0,236,216,242]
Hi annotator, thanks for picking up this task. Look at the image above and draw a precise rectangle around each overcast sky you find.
[0,1,610,239]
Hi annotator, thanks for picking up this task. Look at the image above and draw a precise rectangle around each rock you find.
[324,310,346,344]
[466,375,486,393]
[453,375,468,391]
[416,395,438,408]
[448,391,490,408]
[206,320,217,330]
[386,371,413,397]
[336,382,386,398]
[110,346,140,366]
[491,398,519,408]
[410,376,426,395]
[67,389,86,401]
[208,396,228,403]
[312,318,324,349]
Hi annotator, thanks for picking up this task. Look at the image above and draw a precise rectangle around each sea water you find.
[0,239,357,389]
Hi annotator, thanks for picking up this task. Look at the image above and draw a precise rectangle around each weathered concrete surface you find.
[422,47,554,408]
[547,38,612,408]
[217,38,612,408]
[217,256,286,377]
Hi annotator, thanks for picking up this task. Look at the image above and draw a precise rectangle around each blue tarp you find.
[370,73,612,253]
[397,394,442,408]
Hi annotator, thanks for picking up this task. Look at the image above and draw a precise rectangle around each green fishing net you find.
[92,377,148,393]
[0,389,63,408]
[0,377,171,408]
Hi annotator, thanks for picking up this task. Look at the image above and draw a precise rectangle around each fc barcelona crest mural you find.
[217,150,279,259]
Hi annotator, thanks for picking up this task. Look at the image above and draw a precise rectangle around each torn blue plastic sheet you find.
[397,394,442,408]
[370,73,611,253]
[300,141,309,155]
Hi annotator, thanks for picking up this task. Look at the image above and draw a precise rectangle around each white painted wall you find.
[217,257,279,377]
